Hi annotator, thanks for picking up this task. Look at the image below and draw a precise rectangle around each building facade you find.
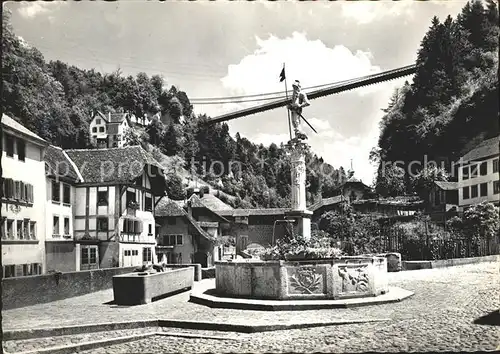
[64,146,166,270]
[44,145,81,272]
[1,114,48,277]
[89,112,132,148]
[457,136,499,209]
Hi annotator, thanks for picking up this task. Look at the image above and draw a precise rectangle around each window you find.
[99,126,105,133]
[148,224,152,235]
[135,175,142,186]
[124,250,131,257]
[17,220,23,239]
[145,196,152,211]
[163,234,182,246]
[142,247,152,262]
[96,118,101,125]
[126,190,136,206]
[167,217,176,225]
[64,217,70,235]
[53,216,60,236]
[1,217,6,239]
[480,183,488,197]
[3,265,15,278]
[14,181,21,200]
[52,180,60,202]
[92,127,97,133]
[24,183,33,203]
[471,164,478,178]
[23,219,29,239]
[471,184,478,198]
[5,134,14,157]
[30,221,36,239]
[122,219,143,234]
[17,140,26,161]
[494,159,499,174]
[81,247,98,265]
[2,178,14,199]
[97,191,108,206]
[97,217,108,231]
[463,187,470,200]
[63,184,71,204]
[23,264,31,276]
[494,181,500,195]
[480,161,488,176]
[133,250,138,256]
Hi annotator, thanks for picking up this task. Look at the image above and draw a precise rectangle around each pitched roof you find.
[309,195,344,212]
[187,194,230,223]
[434,181,458,191]
[44,145,80,182]
[1,114,47,145]
[461,136,499,163]
[108,113,128,123]
[200,194,233,211]
[218,208,289,217]
[155,199,187,217]
[65,146,164,184]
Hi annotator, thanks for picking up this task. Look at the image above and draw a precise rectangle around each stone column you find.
[285,141,312,241]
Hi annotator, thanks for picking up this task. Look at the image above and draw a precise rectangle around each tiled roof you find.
[108,113,128,123]
[200,194,234,211]
[155,199,215,242]
[187,194,230,223]
[155,199,186,217]
[218,208,289,217]
[65,146,164,184]
[44,145,80,182]
[461,136,499,163]
[1,114,47,145]
[309,195,344,212]
[434,181,458,191]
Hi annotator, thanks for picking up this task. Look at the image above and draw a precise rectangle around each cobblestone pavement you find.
[3,262,500,353]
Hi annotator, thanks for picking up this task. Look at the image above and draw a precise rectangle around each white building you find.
[44,145,82,272]
[1,114,48,277]
[89,112,132,148]
[457,136,499,209]
[65,146,166,269]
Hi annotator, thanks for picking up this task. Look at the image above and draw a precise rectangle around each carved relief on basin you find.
[286,266,326,296]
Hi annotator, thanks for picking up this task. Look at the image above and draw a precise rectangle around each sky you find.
[4,0,468,185]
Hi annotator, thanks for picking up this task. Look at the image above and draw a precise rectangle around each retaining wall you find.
[2,266,136,310]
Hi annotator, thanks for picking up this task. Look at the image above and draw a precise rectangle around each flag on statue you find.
[279,66,286,82]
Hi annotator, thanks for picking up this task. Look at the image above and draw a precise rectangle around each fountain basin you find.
[112,267,193,305]
[215,256,388,300]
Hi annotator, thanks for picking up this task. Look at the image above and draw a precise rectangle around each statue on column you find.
[287,80,310,141]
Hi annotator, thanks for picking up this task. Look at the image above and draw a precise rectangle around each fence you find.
[385,235,499,261]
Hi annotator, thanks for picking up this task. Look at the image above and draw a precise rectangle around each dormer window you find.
[96,118,101,125]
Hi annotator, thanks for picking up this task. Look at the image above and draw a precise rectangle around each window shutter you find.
[138,221,143,234]
[21,182,26,202]
[123,219,128,233]
[29,184,34,203]
[14,181,20,200]
[7,179,14,198]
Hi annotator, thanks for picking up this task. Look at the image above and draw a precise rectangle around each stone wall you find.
[2,266,136,310]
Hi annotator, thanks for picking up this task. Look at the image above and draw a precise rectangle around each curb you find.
[8,332,156,354]
[189,286,415,311]
[2,320,159,341]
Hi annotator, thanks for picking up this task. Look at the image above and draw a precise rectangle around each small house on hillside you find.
[457,136,499,209]
[331,177,377,203]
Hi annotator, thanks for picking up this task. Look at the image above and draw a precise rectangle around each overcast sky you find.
[5,0,468,185]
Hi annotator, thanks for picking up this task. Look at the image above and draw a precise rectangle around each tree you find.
[165,173,186,200]
[411,164,449,199]
[375,163,407,197]
[162,123,180,156]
